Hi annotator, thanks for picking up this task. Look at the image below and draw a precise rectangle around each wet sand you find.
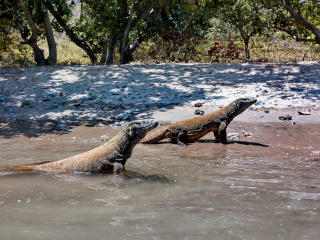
[1,117,319,167]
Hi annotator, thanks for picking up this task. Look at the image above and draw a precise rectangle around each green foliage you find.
[0,12,35,66]
[258,0,320,42]
[1,0,320,66]
[0,28,35,67]
[134,33,320,63]
[38,32,91,65]
[71,0,117,53]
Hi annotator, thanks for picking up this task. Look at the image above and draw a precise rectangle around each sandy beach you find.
[0,62,320,123]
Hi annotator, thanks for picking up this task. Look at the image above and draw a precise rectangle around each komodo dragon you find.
[141,98,257,146]
[0,119,158,175]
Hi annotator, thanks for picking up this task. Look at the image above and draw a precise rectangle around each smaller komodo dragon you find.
[141,98,257,146]
[0,119,158,176]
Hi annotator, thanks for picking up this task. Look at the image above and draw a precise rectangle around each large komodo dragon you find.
[0,119,158,175]
[141,97,257,146]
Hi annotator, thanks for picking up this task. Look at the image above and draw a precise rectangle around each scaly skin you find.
[141,98,257,146]
[1,120,158,175]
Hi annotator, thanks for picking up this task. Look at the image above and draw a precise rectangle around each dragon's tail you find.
[0,161,52,171]
[0,165,37,171]
[140,127,168,144]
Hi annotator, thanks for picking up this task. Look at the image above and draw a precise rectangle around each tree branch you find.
[135,0,160,24]
[0,7,13,16]
[182,0,196,32]
[18,1,38,43]
[271,26,316,42]
[271,0,320,44]
[174,0,232,9]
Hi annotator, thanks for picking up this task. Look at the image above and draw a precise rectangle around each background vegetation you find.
[1,0,319,67]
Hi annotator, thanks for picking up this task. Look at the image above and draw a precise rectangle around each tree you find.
[45,0,98,63]
[107,0,162,64]
[72,0,229,64]
[48,0,162,65]
[259,0,320,45]
[218,0,265,59]
[1,0,57,65]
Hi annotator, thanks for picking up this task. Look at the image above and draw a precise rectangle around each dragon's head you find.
[125,119,159,146]
[229,97,257,119]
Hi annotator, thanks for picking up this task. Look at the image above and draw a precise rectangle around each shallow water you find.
[0,120,320,240]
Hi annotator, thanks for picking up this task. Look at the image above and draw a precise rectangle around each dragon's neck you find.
[222,101,244,121]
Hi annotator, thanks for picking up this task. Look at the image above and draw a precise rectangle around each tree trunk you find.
[123,47,134,64]
[244,38,250,60]
[121,4,162,63]
[119,0,160,64]
[120,1,135,64]
[238,26,251,60]
[100,42,108,64]
[40,3,57,65]
[30,41,47,65]
[46,2,97,63]
[18,1,47,65]
[161,8,173,30]
[106,36,116,65]
[117,0,128,29]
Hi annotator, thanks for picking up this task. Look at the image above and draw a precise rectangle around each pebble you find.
[297,111,311,115]
[21,101,33,107]
[108,121,127,128]
[228,133,239,139]
[194,109,204,115]
[194,102,202,107]
[279,114,292,121]
[243,130,253,138]
[116,112,130,120]
[46,92,55,97]
[127,108,139,115]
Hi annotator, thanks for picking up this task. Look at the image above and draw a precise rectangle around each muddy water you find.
[0,120,320,240]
